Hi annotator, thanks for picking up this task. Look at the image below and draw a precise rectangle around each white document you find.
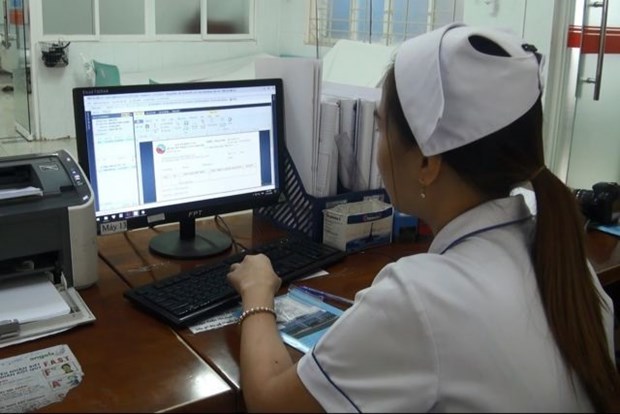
[322,40,396,87]
[0,344,83,413]
[369,121,384,190]
[352,99,378,191]
[315,100,340,197]
[335,98,359,191]
[0,186,42,201]
[255,57,322,194]
[322,82,382,192]
[0,274,70,324]
[322,81,382,102]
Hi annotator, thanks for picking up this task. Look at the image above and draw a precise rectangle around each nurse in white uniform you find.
[227,23,618,412]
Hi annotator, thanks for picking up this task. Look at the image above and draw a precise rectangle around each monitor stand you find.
[149,217,232,259]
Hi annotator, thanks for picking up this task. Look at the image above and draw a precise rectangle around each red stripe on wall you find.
[568,25,620,54]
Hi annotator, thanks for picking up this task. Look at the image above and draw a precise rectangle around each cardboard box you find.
[322,199,393,252]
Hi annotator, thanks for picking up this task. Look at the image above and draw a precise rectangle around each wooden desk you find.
[586,229,620,287]
[95,212,431,394]
[97,211,619,408]
[0,258,235,412]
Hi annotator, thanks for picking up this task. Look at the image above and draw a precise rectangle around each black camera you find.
[41,41,70,68]
[574,182,620,225]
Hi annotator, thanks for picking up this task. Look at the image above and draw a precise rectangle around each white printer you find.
[0,150,97,345]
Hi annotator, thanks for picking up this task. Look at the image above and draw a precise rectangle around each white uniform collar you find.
[429,195,533,255]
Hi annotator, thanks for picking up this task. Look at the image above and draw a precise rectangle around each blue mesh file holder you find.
[254,148,390,242]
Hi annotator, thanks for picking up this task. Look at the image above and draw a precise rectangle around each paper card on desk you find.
[189,308,240,333]
[299,269,329,281]
[188,274,334,337]
[277,289,343,354]
[0,344,83,413]
[0,274,70,324]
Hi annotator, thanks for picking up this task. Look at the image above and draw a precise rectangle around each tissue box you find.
[322,199,393,252]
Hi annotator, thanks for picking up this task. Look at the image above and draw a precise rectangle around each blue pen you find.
[291,285,355,306]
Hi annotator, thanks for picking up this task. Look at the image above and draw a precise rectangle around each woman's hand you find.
[227,254,282,304]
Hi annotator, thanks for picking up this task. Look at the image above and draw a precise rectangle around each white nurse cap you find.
[394,22,544,156]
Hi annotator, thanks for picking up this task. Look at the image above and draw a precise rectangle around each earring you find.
[420,186,426,199]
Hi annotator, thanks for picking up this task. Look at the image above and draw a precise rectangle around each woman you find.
[227,23,618,412]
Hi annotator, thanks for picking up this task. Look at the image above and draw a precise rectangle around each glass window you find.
[310,0,461,46]
[327,0,351,40]
[354,0,386,43]
[42,0,94,35]
[391,0,431,41]
[206,0,250,34]
[155,0,200,35]
[100,0,145,35]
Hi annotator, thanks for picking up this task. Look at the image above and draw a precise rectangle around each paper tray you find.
[0,285,96,348]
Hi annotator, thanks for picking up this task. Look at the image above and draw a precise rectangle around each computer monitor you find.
[73,78,285,259]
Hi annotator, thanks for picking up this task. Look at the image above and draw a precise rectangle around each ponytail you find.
[531,169,619,412]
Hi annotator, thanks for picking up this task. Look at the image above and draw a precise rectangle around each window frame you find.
[307,0,463,46]
[36,0,255,42]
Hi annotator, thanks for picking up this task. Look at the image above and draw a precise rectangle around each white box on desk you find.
[322,199,393,252]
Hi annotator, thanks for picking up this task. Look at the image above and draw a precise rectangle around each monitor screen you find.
[73,78,285,259]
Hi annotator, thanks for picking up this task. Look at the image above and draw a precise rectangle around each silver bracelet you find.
[238,306,277,325]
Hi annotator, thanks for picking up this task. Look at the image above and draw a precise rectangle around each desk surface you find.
[0,259,235,413]
[97,211,620,409]
[96,213,428,390]
[586,228,620,286]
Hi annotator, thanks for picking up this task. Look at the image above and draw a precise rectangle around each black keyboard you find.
[124,235,346,327]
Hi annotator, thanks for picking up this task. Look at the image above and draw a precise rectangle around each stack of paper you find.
[254,57,384,198]
[0,186,43,201]
[255,57,322,196]
[0,274,70,324]
[315,99,340,197]
[321,82,383,195]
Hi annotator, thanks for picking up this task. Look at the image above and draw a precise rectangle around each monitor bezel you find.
[73,77,285,235]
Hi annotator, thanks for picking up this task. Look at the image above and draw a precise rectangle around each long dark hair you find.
[382,59,619,411]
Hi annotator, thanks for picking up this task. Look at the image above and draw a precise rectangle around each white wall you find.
[34,41,265,139]
[30,0,558,141]
[463,0,555,86]
[30,0,282,140]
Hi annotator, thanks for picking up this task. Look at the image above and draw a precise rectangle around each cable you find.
[122,231,168,281]
[214,214,249,253]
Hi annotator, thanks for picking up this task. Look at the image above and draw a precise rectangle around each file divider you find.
[254,148,391,243]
